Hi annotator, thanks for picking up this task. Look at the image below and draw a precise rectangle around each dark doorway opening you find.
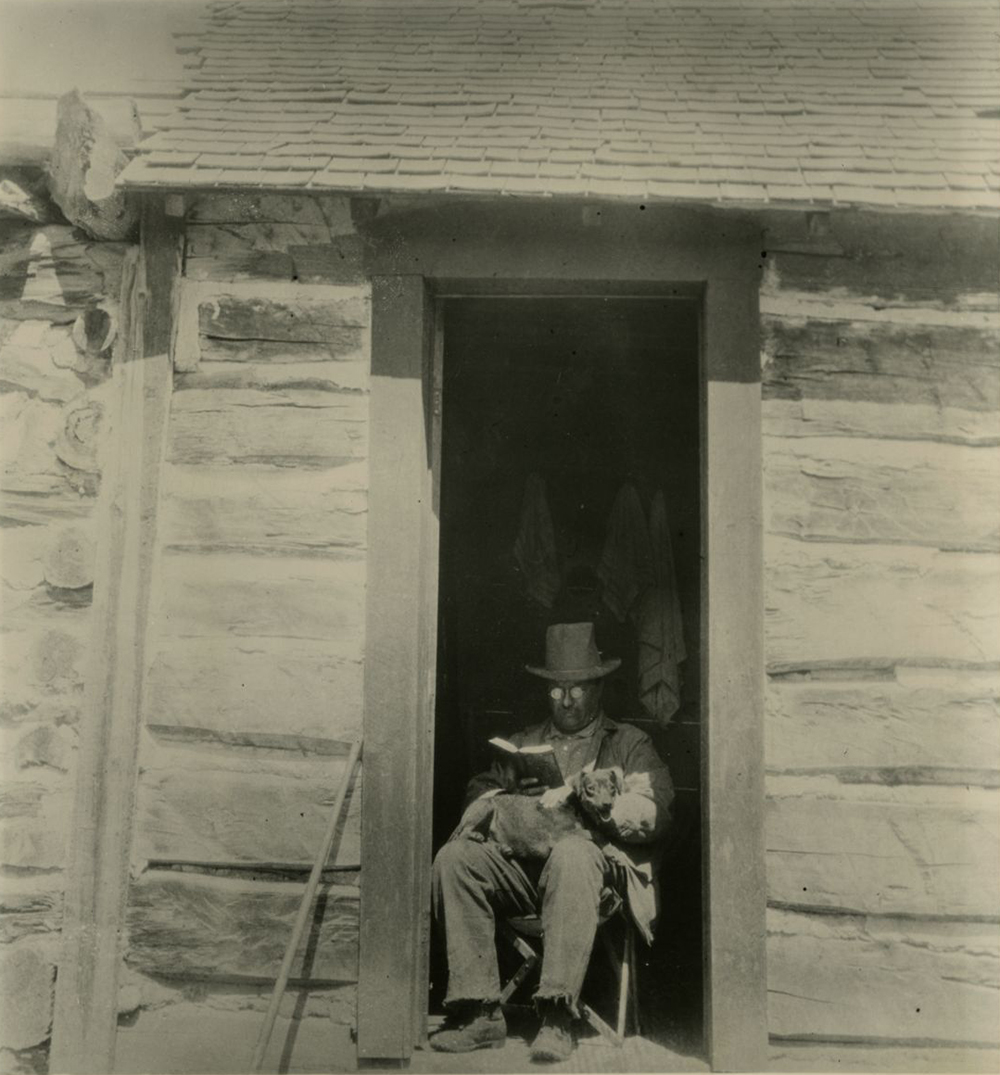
[430,295,704,1056]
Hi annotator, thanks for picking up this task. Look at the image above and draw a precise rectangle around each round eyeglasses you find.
[549,685,586,701]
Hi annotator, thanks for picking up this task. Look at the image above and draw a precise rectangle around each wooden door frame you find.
[357,221,765,1071]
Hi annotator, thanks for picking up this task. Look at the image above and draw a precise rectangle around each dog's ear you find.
[609,766,625,794]
[568,770,585,795]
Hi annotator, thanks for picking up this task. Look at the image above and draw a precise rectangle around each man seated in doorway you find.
[431,622,674,1062]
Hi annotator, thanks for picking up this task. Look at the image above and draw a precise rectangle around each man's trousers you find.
[431,835,611,1014]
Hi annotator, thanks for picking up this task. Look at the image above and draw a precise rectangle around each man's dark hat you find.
[526,622,621,681]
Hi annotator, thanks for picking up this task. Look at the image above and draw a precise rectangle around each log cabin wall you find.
[759,211,1000,1067]
[116,193,370,1071]
[0,202,129,1064]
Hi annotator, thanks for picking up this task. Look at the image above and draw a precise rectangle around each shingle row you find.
[121,0,1000,211]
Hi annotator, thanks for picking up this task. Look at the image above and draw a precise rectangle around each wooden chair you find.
[498,894,641,1046]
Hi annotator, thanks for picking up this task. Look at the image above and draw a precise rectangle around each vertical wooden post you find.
[357,276,439,1061]
[701,271,768,1071]
[49,199,180,1075]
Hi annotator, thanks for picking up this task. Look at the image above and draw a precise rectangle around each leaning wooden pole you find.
[251,738,363,1073]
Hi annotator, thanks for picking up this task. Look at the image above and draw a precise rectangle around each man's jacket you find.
[465,713,674,944]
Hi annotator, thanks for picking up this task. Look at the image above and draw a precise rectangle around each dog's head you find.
[573,766,624,823]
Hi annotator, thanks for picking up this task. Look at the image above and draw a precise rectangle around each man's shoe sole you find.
[430,1037,506,1053]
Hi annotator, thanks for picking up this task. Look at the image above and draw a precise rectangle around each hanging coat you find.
[597,483,652,623]
[513,472,561,608]
[635,490,686,723]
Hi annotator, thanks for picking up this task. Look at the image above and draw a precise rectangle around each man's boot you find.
[429,1001,506,1053]
[529,1000,575,1062]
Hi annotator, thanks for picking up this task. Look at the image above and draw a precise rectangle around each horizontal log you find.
[186,193,344,227]
[172,384,366,417]
[167,395,368,468]
[115,1000,356,1075]
[185,250,297,283]
[160,463,367,554]
[184,232,367,285]
[198,335,368,366]
[767,908,999,1046]
[764,537,1000,669]
[135,747,361,867]
[769,1043,1000,1073]
[765,672,1000,774]
[0,940,57,1050]
[0,876,62,943]
[767,245,999,308]
[760,288,999,330]
[0,780,69,870]
[198,285,369,342]
[143,634,362,745]
[0,621,87,725]
[176,358,368,395]
[0,224,106,310]
[0,321,86,403]
[185,223,335,259]
[126,871,359,984]
[762,318,1000,415]
[2,395,95,503]
[766,777,1000,917]
[155,551,366,649]
[764,438,1000,552]
[763,397,999,448]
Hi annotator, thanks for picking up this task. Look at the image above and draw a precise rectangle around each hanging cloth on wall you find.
[514,472,561,608]
[635,490,686,724]
[597,483,652,623]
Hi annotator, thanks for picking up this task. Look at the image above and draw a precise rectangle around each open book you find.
[488,737,565,790]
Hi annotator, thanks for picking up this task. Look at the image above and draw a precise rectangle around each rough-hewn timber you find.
[766,777,999,918]
[126,872,360,984]
[767,908,999,1046]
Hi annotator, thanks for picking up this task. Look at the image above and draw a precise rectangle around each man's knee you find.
[433,837,489,883]
[544,836,605,881]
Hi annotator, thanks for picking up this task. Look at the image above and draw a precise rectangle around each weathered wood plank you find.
[760,289,999,330]
[761,318,1000,415]
[160,464,367,554]
[764,438,1000,552]
[766,777,1000,917]
[134,748,361,867]
[0,779,70,871]
[767,909,1000,1046]
[185,223,335,259]
[115,1000,357,1075]
[765,671,1000,774]
[156,551,366,648]
[171,384,366,418]
[0,876,63,943]
[767,245,1000,309]
[126,872,359,984]
[763,397,1000,448]
[764,537,1000,670]
[198,285,369,342]
[143,635,362,747]
[769,1043,1000,1073]
[176,358,368,395]
[50,203,180,1075]
[198,336,368,366]
[167,397,368,467]
[0,620,87,725]
[186,194,342,226]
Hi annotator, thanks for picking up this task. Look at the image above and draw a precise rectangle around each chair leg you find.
[580,1001,623,1047]
[499,927,539,1004]
[616,931,630,1039]
[626,926,641,1036]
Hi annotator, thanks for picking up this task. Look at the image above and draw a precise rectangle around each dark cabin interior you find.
[431,295,704,1054]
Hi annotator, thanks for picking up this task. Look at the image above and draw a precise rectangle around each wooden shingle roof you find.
[120,0,1000,212]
